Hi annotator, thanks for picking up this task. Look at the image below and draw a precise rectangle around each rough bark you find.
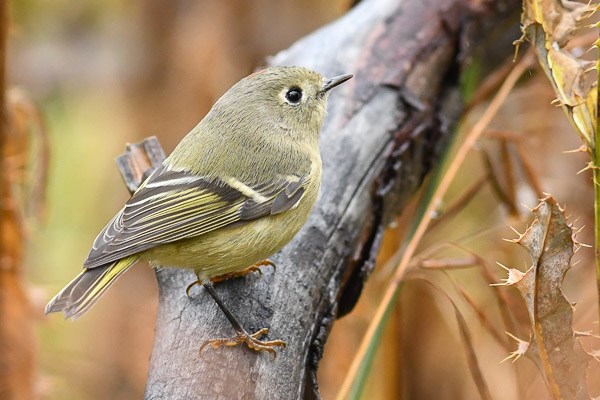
[138,0,520,398]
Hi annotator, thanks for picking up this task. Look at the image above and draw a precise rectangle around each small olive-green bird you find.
[46,66,352,353]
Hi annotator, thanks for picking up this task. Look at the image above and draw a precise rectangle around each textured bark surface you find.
[140,0,520,398]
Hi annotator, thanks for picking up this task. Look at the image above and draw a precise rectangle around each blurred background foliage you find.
[7,1,598,399]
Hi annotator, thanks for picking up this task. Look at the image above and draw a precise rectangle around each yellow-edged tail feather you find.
[45,256,139,319]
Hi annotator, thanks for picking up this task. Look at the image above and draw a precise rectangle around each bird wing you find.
[83,164,308,268]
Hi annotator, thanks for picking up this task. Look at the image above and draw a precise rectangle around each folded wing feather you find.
[83,164,307,269]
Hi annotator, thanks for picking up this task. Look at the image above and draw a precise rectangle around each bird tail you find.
[45,255,139,319]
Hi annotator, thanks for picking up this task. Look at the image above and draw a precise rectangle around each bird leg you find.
[209,259,276,284]
[185,260,275,298]
[199,281,286,357]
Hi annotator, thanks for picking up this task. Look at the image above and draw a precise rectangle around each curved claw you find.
[199,327,286,359]
[256,259,276,274]
[186,280,202,298]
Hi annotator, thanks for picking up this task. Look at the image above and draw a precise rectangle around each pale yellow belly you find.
[139,178,318,281]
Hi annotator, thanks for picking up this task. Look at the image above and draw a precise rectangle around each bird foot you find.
[210,259,276,284]
[199,327,286,357]
[186,280,202,298]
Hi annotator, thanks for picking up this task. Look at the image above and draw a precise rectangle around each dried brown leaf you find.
[519,0,598,151]
[501,195,593,400]
[520,0,593,49]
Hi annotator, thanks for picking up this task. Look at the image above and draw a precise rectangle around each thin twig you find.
[500,139,518,215]
[464,55,518,115]
[480,147,519,215]
[428,173,489,231]
[418,256,479,270]
[444,271,511,350]
[514,141,545,199]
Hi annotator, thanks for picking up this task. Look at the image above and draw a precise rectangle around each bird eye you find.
[285,88,303,104]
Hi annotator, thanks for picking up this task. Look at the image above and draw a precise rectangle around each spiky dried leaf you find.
[519,0,598,152]
[505,196,592,400]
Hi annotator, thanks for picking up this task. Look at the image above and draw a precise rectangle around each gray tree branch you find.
[121,0,522,398]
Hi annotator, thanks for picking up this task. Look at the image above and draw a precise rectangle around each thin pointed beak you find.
[321,74,353,93]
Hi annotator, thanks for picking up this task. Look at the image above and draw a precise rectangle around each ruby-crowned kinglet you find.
[46,66,352,353]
